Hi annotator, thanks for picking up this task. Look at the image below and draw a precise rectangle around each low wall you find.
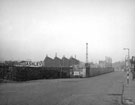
[86,67,114,77]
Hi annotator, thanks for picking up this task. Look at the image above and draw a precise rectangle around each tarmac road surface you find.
[0,71,125,105]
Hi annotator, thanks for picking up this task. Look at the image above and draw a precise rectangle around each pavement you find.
[123,72,135,105]
[0,71,133,105]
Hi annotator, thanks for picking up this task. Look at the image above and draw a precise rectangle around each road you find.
[0,71,126,105]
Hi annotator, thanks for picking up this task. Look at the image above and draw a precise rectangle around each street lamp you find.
[123,48,130,84]
[124,55,128,71]
[123,48,130,61]
[123,48,130,69]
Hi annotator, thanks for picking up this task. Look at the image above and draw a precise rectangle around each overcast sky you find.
[0,0,135,62]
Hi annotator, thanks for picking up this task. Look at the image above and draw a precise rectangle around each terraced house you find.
[43,55,80,67]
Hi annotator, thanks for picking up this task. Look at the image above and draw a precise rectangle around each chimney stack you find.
[86,43,88,63]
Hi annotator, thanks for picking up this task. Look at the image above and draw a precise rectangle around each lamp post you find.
[123,48,130,67]
[131,56,135,80]
[125,55,128,71]
[123,48,130,84]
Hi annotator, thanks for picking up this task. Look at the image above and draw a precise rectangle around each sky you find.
[0,0,135,62]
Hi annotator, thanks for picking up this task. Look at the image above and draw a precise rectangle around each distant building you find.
[43,55,80,67]
[37,61,43,67]
[99,60,106,68]
[98,57,112,68]
[62,56,70,67]
[69,56,79,67]
[18,61,28,67]
[53,56,62,67]
[72,62,86,77]
[105,56,112,67]
[112,61,125,71]
[90,62,99,68]
[29,61,43,67]
[4,61,19,66]
[43,55,54,67]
